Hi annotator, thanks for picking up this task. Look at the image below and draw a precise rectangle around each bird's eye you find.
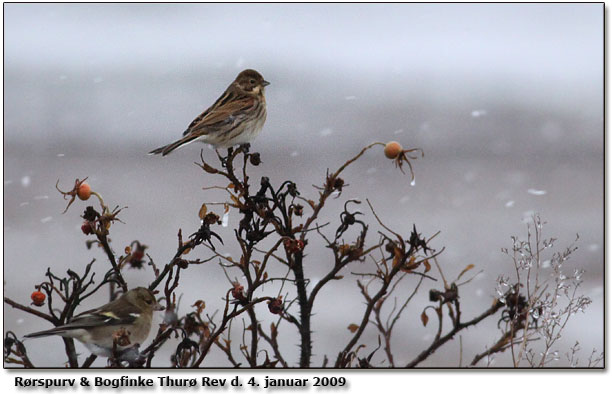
[250,79,256,84]
[146,299,153,304]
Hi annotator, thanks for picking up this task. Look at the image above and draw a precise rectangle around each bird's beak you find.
[262,80,270,87]
[153,301,165,311]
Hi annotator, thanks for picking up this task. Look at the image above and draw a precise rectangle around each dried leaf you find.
[230,194,241,206]
[347,324,359,333]
[198,203,208,219]
[200,162,218,174]
[182,247,192,255]
[423,259,431,273]
[457,264,475,280]
[392,247,405,270]
[192,300,206,314]
[403,255,419,271]
[421,310,429,326]
[124,246,131,255]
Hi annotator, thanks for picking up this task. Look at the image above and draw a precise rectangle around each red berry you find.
[31,291,45,306]
[132,250,144,261]
[283,239,304,254]
[81,221,93,235]
[231,283,247,304]
[268,297,283,315]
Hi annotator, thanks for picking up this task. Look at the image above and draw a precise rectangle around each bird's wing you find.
[24,303,141,338]
[185,93,257,136]
[66,301,141,329]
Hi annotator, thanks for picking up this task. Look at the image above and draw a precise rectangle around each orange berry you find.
[384,141,403,159]
[77,182,91,200]
[31,291,46,306]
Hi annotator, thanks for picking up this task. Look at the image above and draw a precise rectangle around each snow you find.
[319,128,333,137]
[21,176,31,188]
[527,188,547,196]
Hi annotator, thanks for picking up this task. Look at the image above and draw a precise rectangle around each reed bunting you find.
[150,69,269,156]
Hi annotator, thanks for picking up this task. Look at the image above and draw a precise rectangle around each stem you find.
[405,300,503,368]
[62,338,79,368]
[4,297,57,324]
[293,251,311,368]
[97,234,127,292]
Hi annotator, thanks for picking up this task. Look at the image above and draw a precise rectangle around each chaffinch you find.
[25,287,164,357]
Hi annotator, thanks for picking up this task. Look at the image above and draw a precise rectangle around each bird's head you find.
[234,69,270,94]
[125,287,164,311]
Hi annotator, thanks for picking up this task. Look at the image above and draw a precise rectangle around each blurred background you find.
[3,3,603,367]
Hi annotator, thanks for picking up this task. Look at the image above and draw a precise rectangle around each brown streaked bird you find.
[24,287,164,357]
[149,69,269,156]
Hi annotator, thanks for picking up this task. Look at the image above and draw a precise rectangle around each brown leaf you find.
[200,162,218,174]
[423,259,431,273]
[230,195,241,206]
[457,264,475,280]
[392,247,405,270]
[421,310,429,326]
[198,203,208,219]
[192,300,206,314]
[347,324,359,333]
[403,256,419,272]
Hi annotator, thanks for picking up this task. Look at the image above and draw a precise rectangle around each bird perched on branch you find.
[149,69,270,156]
[24,287,163,357]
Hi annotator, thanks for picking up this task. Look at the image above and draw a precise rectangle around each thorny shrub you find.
[3,142,601,368]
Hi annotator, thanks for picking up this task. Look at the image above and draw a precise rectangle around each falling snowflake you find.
[21,176,31,188]
[527,189,547,196]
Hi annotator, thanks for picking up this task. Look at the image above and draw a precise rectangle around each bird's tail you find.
[24,327,69,338]
[149,134,200,156]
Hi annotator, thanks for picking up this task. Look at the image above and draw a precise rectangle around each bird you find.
[149,69,270,156]
[24,287,164,357]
